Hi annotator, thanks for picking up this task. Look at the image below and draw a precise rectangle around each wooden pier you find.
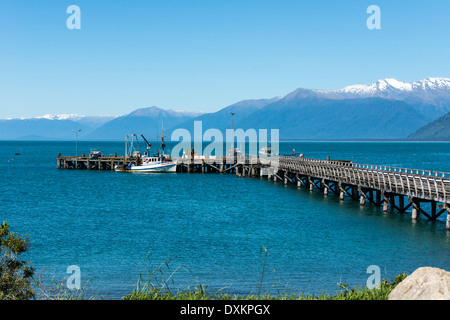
[57,152,450,230]
[57,153,139,170]
[274,156,450,227]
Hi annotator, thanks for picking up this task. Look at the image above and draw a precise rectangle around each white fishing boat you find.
[129,155,177,172]
[123,128,177,173]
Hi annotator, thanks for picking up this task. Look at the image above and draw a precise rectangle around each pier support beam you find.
[447,208,450,231]
[351,186,359,200]
[411,198,420,221]
[323,179,328,196]
[399,196,405,212]
[338,184,344,201]
[383,197,389,213]
[360,195,366,206]
[376,191,382,206]
[358,187,366,206]
[438,204,450,231]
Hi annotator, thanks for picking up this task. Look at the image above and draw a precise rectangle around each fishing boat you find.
[129,155,177,172]
[123,129,177,173]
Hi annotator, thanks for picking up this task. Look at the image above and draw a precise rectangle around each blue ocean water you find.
[1,141,450,299]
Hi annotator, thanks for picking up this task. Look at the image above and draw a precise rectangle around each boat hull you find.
[130,162,177,173]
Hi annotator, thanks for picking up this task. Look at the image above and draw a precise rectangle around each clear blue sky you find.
[1,0,450,118]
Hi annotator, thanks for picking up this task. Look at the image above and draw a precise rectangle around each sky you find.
[1,0,450,118]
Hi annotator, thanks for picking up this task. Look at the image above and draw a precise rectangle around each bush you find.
[0,221,35,300]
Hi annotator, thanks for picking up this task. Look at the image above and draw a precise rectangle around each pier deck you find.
[57,153,450,230]
[57,154,139,170]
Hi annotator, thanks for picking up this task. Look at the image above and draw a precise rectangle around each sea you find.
[1,140,450,299]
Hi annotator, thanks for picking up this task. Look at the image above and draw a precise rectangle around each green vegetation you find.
[123,272,407,301]
[123,252,407,300]
[0,221,408,300]
[34,270,97,300]
[0,221,35,300]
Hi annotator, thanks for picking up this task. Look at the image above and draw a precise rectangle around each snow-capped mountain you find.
[7,113,118,123]
[34,114,85,121]
[279,77,450,120]
[315,77,450,103]
[34,114,119,124]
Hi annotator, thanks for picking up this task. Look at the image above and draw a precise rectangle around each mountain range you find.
[408,111,450,140]
[0,115,116,140]
[2,77,450,141]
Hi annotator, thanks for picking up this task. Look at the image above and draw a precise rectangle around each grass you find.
[122,274,407,300]
[122,252,408,300]
[30,263,407,300]
[33,267,98,300]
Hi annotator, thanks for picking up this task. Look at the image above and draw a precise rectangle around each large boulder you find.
[388,267,450,300]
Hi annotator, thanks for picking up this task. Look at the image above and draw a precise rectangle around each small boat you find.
[226,147,243,160]
[259,146,277,157]
[127,128,176,173]
[90,150,102,160]
[259,146,278,165]
[129,155,176,172]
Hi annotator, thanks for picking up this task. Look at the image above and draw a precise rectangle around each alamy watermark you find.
[67,5,81,30]
[366,265,381,289]
[367,5,381,30]
[170,121,280,164]
[66,265,81,290]
[65,5,379,31]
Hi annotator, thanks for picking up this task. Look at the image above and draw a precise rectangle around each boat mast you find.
[157,120,166,157]
[161,127,166,156]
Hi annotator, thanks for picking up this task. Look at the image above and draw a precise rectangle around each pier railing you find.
[277,156,450,204]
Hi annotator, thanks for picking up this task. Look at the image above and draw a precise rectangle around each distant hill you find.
[165,97,282,138]
[86,106,203,141]
[169,96,431,140]
[239,97,430,140]
[0,115,116,140]
[408,111,450,141]
[0,118,92,140]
